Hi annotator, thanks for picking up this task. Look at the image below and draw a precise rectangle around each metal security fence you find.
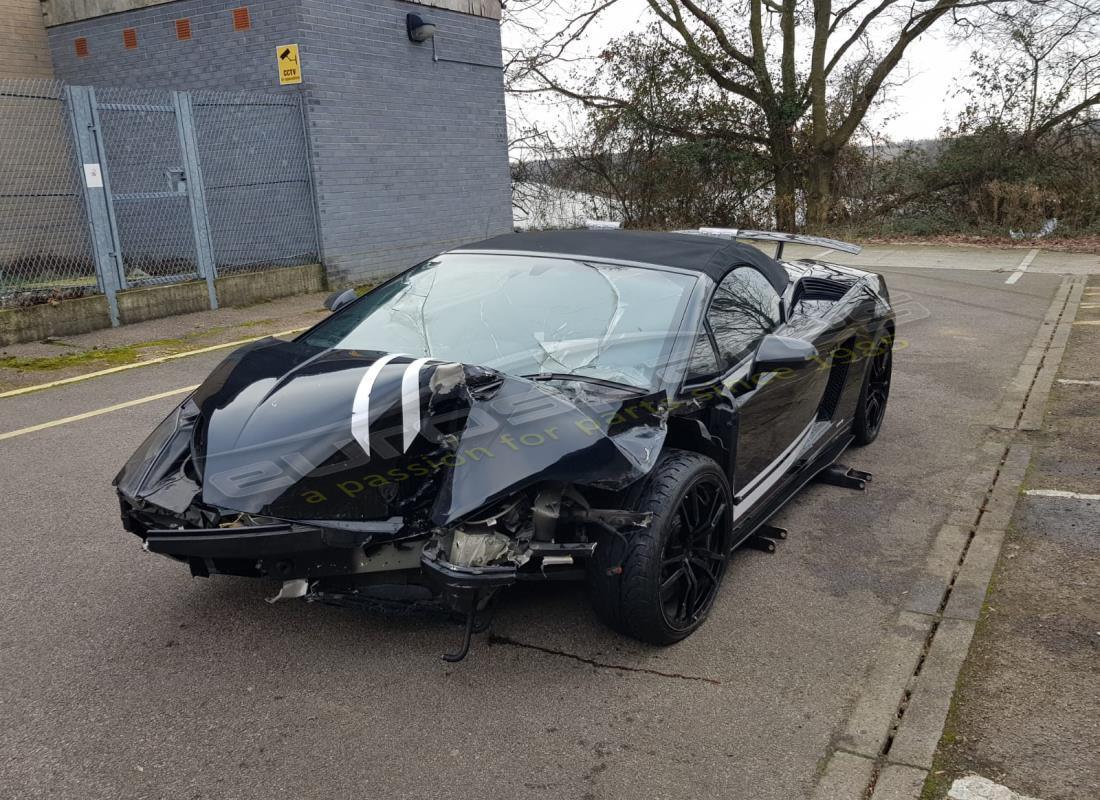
[0,79,320,320]
[193,90,317,276]
[0,80,96,306]
[95,86,205,289]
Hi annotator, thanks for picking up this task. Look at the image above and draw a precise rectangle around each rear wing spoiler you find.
[691,228,862,258]
[581,220,862,259]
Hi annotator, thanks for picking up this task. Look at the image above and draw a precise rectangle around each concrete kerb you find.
[811,752,877,800]
[992,278,1072,430]
[1018,279,1086,430]
[888,618,978,770]
[942,529,1006,623]
[871,765,930,800]
[902,526,971,617]
[810,273,1085,800]
[838,611,936,758]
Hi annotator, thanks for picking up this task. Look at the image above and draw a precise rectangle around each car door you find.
[704,267,821,508]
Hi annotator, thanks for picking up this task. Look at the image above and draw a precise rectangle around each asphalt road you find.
[0,258,1083,800]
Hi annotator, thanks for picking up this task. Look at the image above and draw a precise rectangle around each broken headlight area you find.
[115,395,205,521]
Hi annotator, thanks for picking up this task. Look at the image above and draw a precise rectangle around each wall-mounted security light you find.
[406,13,436,43]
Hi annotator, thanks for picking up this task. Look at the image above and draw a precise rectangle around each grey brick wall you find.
[298,0,512,284]
[46,0,512,286]
[47,0,304,92]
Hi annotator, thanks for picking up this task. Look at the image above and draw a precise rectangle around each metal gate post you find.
[297,91,326,268]
[65,85,126,326]
[172,91,218,310]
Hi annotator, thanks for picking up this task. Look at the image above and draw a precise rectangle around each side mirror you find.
[324,288,358,314]
[753,334,818,373]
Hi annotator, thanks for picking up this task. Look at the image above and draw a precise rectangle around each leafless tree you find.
[510,0,1100,231]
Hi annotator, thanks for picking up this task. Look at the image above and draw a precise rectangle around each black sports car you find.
[116,229,894,660]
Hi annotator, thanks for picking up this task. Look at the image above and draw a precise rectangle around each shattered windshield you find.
[302,253,699,390]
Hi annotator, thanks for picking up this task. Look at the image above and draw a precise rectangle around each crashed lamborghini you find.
[116,229,895,659]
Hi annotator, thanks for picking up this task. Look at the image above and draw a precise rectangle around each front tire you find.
[587,450,732,645]
[852,331,893,446]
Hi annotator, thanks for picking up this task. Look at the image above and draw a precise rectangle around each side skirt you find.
[728,427,854,553]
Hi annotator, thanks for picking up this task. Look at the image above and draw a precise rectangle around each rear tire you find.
[852,331,893,446]
[587,450,732,645]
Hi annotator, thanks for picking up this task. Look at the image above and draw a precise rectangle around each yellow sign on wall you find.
[277,44,302,85]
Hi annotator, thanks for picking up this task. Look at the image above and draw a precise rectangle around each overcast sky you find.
[503,2,977,143]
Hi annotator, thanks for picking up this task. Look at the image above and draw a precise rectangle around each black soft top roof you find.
[453,230,789,293]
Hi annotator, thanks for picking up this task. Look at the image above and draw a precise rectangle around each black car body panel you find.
[119,340,668,530]
[116,230,894,653]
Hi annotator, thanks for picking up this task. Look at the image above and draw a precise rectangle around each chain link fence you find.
[0,79,97,307]
[96,86,204,287]
[0,79,320,312]
[193,89,317,276]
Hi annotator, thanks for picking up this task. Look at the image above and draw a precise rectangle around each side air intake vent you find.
[799,277,849,301]
[817,337,854,420]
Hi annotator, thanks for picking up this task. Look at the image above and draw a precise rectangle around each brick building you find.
[0,0,56,78]
[39,0,512,285]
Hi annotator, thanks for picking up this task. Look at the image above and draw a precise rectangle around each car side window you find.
[707,267,782,368]
[685,327,720,380]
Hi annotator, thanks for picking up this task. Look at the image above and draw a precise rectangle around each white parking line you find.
[0,327,306,400]
[0,386,197,441]
[1058,378,1100,386]
[1004,248,1039,285]
[1024,489,1100,501]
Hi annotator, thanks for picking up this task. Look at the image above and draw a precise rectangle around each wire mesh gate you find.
[0,79,320,323]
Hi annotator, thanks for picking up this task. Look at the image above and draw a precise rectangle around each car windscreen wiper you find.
[520,372,643,393]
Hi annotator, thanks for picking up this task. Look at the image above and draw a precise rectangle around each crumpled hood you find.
[121,337,668,530]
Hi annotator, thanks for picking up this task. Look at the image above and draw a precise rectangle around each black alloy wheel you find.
[853,335,893,445]
[587,450,733,645]
[658,474,730,631]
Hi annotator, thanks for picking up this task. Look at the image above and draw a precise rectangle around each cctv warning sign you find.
[277,44,302,85]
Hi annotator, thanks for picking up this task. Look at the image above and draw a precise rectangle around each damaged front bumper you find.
[124,493,650,662]
[139,517,414,578]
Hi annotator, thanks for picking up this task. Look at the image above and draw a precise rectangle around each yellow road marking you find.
[0,386,198,441]
[0,328,305,399]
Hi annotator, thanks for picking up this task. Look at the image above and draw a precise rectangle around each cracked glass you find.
[303,254,699,390]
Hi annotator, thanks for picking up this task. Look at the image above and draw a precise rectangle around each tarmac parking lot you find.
[0,244,1095,800]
